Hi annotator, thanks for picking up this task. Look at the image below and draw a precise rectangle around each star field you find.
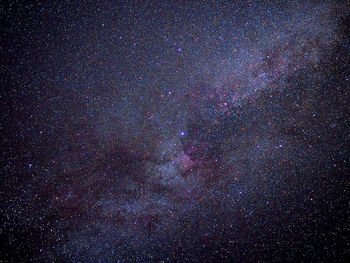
[1,0,350,262]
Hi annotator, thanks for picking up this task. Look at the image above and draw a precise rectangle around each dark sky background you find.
[1,0,350,262]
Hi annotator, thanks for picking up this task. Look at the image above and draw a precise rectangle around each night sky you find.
[1,0,350,262]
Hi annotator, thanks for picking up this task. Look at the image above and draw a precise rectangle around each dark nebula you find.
[1,1,350,262]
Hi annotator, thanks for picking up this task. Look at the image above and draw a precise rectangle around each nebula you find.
[1,1,349,262]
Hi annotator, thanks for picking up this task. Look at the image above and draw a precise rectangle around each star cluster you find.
[1,0,350,262]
